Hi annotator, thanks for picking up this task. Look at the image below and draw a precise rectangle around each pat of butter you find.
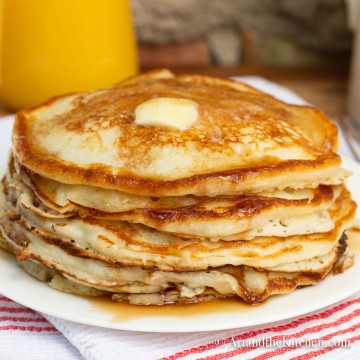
[134,97,199,130]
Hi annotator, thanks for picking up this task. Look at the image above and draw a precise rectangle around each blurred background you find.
[133,0,351,69]
[131,0,353,120]
[130,0,360,159]
[0,0,356,118]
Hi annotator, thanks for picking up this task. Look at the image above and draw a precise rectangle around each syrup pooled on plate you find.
[347,222,360,257]
[88,297,256,323]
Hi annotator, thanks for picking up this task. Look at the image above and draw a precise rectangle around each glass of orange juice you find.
[0,0,138,110]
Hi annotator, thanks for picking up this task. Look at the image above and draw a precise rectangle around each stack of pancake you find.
[0,70,356,305]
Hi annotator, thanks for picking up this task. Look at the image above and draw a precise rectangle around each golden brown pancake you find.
[0,220,352,305]
[1,166,355,272]
[11,158,340,240]
[13,70,347,197]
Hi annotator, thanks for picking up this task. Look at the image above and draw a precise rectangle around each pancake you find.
[1,170,356,271]
[13,69,348,197]
[18,158,325,212]
[0,221,352,305]
[10,158,340,239]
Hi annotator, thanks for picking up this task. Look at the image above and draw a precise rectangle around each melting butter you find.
[134,97,199,130]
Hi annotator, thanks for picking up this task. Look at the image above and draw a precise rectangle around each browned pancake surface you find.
[13,70,342,196]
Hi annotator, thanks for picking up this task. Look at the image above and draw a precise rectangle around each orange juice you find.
[0,0,138,110]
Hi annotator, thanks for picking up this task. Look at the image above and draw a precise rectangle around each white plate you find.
[0,115,359,333]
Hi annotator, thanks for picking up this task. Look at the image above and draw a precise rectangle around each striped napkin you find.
[1,292,359,360]
[0,296,81,360]
[1,77,359,360]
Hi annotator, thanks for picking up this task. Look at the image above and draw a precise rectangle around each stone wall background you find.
[131,0,352,67]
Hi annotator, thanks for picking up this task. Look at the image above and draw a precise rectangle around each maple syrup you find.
[88,297,256,323]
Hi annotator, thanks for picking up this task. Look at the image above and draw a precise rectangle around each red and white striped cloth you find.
[0,296,81,359]
[1,292,360,360]
[1,77,359,359]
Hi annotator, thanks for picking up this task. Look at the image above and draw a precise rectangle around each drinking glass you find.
[0,0,138,110]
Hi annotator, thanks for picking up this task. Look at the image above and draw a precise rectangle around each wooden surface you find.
[0,66,349,119]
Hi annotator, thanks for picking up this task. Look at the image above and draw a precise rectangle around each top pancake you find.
[13,69,344,197]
